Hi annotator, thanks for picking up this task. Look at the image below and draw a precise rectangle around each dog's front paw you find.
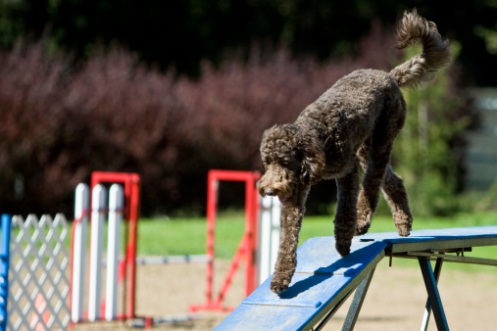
[396,225,411,237]
[270,275,291,294]
[354,222,371,236]
[335,240,351,256]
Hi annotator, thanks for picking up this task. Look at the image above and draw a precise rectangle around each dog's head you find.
[258,124,325,202]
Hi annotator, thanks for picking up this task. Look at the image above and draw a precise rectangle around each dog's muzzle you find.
[258,181,290,203]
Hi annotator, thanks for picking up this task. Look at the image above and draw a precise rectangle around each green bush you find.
[391,45,469,216]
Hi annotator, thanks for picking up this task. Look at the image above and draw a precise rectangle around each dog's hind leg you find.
[382,165,412,236]
[355,136,393,236]
[334,160,359,256]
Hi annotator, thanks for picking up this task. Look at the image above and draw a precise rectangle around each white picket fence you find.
[8,214,70,330]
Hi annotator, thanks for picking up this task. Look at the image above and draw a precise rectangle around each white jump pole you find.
[88,184,107,321]
[105,184,123,321]
[71,183,89,322]
[257,196,281,285]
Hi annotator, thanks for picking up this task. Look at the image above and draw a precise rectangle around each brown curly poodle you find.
[258,10,451,294]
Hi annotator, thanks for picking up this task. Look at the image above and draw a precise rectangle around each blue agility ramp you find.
[215,226,497,331]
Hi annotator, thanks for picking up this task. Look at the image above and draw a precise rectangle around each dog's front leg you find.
[270,187,309,294]
[334,162,359,256]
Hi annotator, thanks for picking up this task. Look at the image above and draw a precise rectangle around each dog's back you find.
[296,68,402,137]
[296,68,405,178]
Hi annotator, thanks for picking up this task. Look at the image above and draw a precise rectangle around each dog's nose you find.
[264,188,278,196]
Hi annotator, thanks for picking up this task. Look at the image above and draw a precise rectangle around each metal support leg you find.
[311,268,376,331]
[418,257,449,331]
[312,287,354,331]
[341,268,376,331]
[420,256,444,331]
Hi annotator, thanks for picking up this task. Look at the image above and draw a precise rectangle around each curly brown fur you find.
[258,10,451,294]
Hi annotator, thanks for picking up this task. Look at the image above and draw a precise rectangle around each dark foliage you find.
[0,23,466,216]
[0,41,70,213]
[0,42,187,215]
[1,1,497,85]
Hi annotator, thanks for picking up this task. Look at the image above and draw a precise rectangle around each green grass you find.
[137,212,497,272]
[137,213,246,257]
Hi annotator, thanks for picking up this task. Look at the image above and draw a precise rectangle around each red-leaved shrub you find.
[0,24,402,215]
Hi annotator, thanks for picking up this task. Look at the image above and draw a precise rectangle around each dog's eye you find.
[280,158,295,169]
[293,150,304,162]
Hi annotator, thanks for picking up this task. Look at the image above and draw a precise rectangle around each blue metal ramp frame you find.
[215,226,497,331]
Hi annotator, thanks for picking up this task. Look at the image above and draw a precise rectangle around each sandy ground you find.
[73,258,497,331]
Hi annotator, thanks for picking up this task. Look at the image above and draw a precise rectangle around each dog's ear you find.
[298,132,325,184]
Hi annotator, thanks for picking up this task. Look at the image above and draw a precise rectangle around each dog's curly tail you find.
[390,9,451,88]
